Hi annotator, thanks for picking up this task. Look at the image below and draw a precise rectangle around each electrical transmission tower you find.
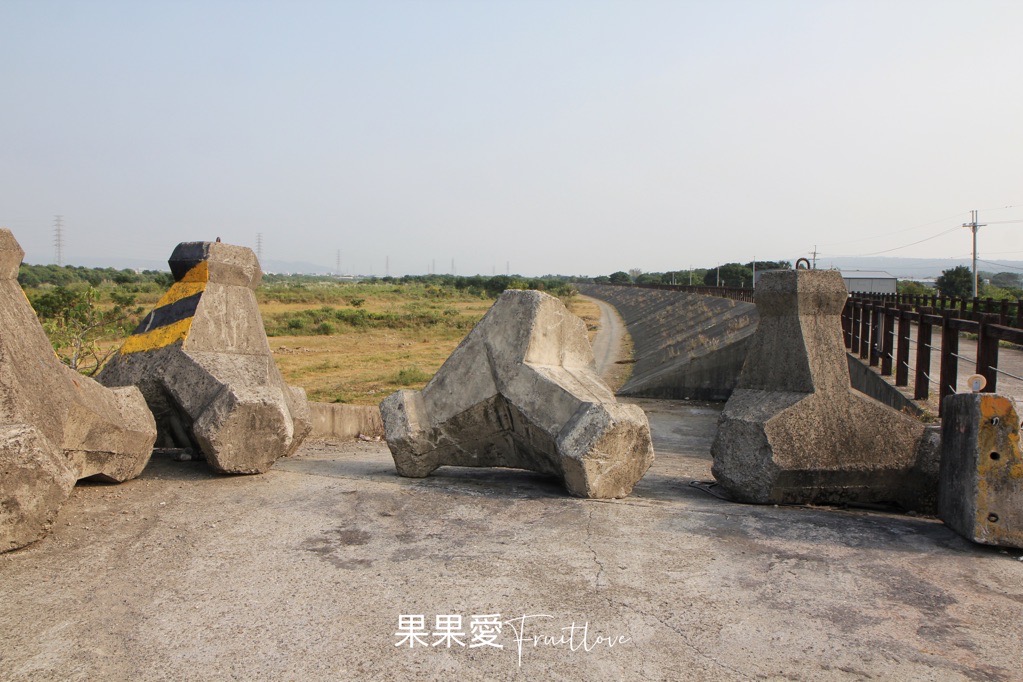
[336,250,341,277]
[256,233,263,264]
[53,215,65,266]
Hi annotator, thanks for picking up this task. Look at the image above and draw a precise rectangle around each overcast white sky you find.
[2,0,1022,276]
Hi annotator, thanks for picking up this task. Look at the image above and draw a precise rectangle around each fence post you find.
[915,317,932,401]
[896,308,910,386]
[859,303,870,360]
[881,306,895,375]
[869,304,881,367]
[976,316,999,393]
[850,302,861,354]
[842,300,852,348]
[939,318,959,417]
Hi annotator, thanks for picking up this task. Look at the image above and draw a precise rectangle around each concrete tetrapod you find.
[99,241,311,474]
[0,229,157,552]
[380,290,654,499]
[711,269,937,512]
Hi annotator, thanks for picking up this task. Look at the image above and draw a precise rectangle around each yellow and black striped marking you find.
[120,261,209,354]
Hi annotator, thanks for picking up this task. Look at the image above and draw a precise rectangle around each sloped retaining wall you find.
[577,284,759,400]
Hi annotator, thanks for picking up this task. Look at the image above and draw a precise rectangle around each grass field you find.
[262,283,600,404]
[25,278,600,405]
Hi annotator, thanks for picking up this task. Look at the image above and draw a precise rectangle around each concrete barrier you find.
[381,290,654,499]
[1,229,157,552]
[99,241,310,475]
[711,270,937,512]
[939,393,1023,548]
[308,403,383,440]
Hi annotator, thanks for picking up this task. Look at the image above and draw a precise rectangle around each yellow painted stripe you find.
[154,281,206,308]
[180,260,209,284]
[120,317,195,355]
[153,262,210,307]
[118,261,210,355]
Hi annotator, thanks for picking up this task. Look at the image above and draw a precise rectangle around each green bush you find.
[395,366,431,385]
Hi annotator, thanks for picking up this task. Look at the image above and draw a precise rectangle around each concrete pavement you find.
[1,399,1021,680]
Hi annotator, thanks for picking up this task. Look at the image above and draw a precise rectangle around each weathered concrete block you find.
[99,241,311,474]
[1,228,157,552]
[0,424,77,553]
[380,290,654,499]
[711,270,934,511]
[939,393,1023,548]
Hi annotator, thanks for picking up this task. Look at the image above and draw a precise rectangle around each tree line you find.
[592,261,793,289]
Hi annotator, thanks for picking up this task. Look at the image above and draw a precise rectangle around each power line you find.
[53,215,64,266]
[976,258,1023,273]
[815,211,968,249]
[831,225,962,258]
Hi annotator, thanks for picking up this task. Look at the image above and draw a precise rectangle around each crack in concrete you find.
[636,606,760,681]
[585,506,608,594]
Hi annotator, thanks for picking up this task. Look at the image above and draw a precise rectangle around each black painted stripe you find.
[133,291,203,334]
[168,242,211,281]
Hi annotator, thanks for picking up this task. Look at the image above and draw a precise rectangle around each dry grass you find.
[267,289,595,405]
[83,281,596,405]
[565,296,601,344]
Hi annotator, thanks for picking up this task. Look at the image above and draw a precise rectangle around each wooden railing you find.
[842,293,1023,415]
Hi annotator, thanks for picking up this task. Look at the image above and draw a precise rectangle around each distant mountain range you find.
[817,257,1023,280]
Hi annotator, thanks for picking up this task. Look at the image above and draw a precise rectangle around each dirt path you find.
[582,295,632,391]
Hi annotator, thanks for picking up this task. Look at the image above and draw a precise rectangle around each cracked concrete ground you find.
[1,398,1022,681]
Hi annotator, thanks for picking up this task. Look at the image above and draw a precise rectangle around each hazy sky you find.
[2,0,1022,276]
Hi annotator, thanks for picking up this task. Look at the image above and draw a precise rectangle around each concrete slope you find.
[577,284,758,400]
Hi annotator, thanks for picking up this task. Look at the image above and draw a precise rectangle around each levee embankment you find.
[577,284,758,400]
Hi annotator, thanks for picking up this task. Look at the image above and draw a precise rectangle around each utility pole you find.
[255,233,263,264]
[689,265,692,286]
[810,245,818,269]
[716,265,721,287]
[963,209,986,298]
[336,250,341,277]
[431,259,436,275]
[451,258,455,276]
[386,255,390,277]
[53,215,65,266]
[752,257,756,289]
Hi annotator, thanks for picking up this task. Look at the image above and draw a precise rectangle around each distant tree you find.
[746,260,791,272]
[703,263,752,288]
[627,268,643,281]
[897,280,933,296]
[608,271,632,285]
[935,265,974,299]
[592,275,611,284]
[30,286,144,375]
[634,272,663,285]
[991,272,1022,290]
